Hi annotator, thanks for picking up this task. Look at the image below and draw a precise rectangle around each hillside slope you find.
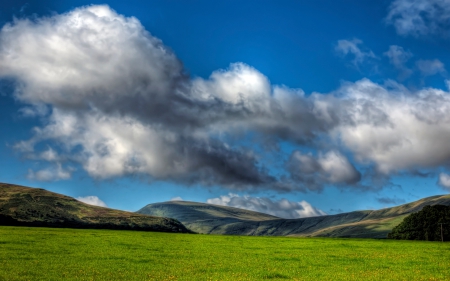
[138,201,279,234]
[137,195,450,238]
[0,183,190,233]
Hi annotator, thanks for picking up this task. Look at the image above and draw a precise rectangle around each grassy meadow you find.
[0,226,449,280]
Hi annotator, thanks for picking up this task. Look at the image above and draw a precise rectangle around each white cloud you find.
[0,5,183,107]
[386,0,450,37]
[3,5,450,192]
[384,45,413,67]
[76,196,107,207]
[192,63,271,107]
[288,150,361,191]
[323,79,450,174]
[39,147,59,162]
[207,193,326,219]
[416,59,446,76]
[383,45,413,79]
[335,39,376,67]
[0,5,278,188]
[27,163,72,181]
[438,173,450,190]
[170,196,183,201]
[0,5,335,191]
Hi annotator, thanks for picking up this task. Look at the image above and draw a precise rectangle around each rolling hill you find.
[137,195,450,238]
[3,181,449,238]
[0,183,190,233]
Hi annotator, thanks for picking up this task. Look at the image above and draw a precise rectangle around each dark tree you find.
[388,205,450,241]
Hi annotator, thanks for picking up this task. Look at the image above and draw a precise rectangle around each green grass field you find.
[0,226,449,280]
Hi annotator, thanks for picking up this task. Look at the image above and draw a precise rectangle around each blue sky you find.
[1,0,450,218]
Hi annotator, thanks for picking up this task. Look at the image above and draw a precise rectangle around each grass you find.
[0,226,449,280]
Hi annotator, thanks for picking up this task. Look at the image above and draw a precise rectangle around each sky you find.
[1,0,450,218]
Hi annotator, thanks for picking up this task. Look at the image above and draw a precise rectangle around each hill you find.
[0,183,190,233]
[137,195,450,238]
[137,200,279,234]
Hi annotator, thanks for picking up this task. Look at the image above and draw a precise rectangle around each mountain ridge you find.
[0,183,191,233]
[2,181,449,238]
[138,194,450,238]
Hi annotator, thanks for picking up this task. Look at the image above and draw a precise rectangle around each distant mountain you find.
[0,183,190,233]
[137,195,450,238]
[138,201,279,234]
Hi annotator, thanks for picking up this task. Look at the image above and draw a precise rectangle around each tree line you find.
[388,205,450,241]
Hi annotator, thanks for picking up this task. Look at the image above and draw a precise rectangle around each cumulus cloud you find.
[27,163,72,181]
[386,0,450,37]
[170,196,183,201]
[207,193,326,219]
[416,59,446,76]
[325,79,450,174]
[3,5,450,193]
[76,196,107,207]
[438,173,450,190]
[335,39,376,67]
[288,150,361,191]
[0,5,282,189]
[0,5,341,191]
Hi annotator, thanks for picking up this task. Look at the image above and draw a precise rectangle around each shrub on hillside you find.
[388,205,450,241]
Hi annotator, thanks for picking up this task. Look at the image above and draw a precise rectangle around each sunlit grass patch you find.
[0,226,449,280]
